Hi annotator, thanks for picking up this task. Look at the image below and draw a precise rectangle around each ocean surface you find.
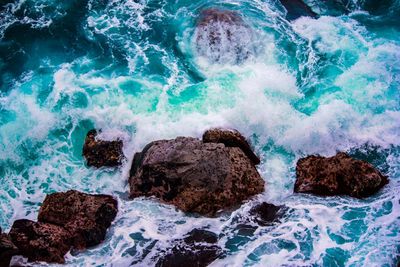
[0,0,399,266]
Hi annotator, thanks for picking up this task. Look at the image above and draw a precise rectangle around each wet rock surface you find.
[38,190,118,249]
[195,8,254,64]
[156,229,222,267]
[0,230,19,267]
[82,129,124,167]
[279,0,318,20]
[9,219,72,264]
[203,128,260,165]
[129,134,264,216]
[250,202,283,226]
[295,152,388,198]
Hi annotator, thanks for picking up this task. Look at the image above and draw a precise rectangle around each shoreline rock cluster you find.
[1,190,117,266]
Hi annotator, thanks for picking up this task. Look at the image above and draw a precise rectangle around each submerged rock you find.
[9,219,72,264]
[82,129,124,167]
[279,0,318,20]
[0,231,19,267]
[195,8,254,64]
[156,229,222,267]
[203,128,260,165]
[38,190,118,249]
[250,202,283,226]
[129,133,264,216]
[295,152,388,198]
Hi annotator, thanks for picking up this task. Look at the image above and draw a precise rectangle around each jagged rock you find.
[279,0,318,20]
[156,229,222,267]
[0,231,19,267]
[82,129,124,167]
[250,202,283,226]
[203,128,260,165]
[9,219,72,264]
[38,190,118,249]
[195,8,253,64]
[295,152,388,198]
[129,135,264,216]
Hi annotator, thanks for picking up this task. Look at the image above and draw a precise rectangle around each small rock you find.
[38,190,118,249]
[295,152,388,198]
[203,128,260,165]
[156,229,222,267]
[82,129,124,167]
[0,232,19,267]
[279,0,318,21]
[129,136,264,216]
[250,202,282,226]
[9,219,72,264]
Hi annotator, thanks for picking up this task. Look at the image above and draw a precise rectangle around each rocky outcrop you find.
[195,8,253,64]
[279,0,318,21]
[9,219,72,264]
[82,129,124,167]
[0,229,19,267]
[38,190,118,249]
[203,128,260,165]
[129,134,264,216]
[295,152,388,198]
[156,229,222,267]
[250,202,283,226]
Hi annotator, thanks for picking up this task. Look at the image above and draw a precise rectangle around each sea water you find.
[0,0,399,266]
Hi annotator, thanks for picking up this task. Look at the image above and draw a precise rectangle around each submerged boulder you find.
[0,231,19,267]
[203,128,260,165]
[250,202,283,226]
[195,8,254,64]
[279,0,318,21]
[83,129,124,167]
[9,219,72,264]
[38,190,118,249]
[129,133,264,216]
[156,229,222,267]
[295,152,388,198]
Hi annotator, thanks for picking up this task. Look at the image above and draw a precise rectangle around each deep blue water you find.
[0,0,399,266]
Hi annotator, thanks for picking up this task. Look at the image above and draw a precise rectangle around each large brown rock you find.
[195,8,253,64]
[0,231,19,267]
[83,129,124,167]
[294,152,388,198]
[156,229,222,267]
[203,128,260,165]
[9,219,72,264]
[38,190,118,249]
[129,135,264,216]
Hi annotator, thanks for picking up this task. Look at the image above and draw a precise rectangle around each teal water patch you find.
[0,0,399,266]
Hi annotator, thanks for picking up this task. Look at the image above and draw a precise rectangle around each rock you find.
[9,219,72,264]
[82,129,124,167]
[279,0,318,20]
[195,8,253,64]
[38,190,118,249]
[0,232,19,267]
[203,128,260,165]
[294,152,388,198]
[250,202,282,226]
[129,136,264,216]
[156,229,222,267]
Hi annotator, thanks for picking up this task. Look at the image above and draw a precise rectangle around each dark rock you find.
[156,229,222,267]
[9,219,72,264]
[195,8,253,64]
[129,136,264,216]
[203,128,260,165]
[250,202,282,226]
[279,0,318,20]
[295,152,388,198]
[0,232,19,267]
[82,129,124,167]
[38,190,118,249]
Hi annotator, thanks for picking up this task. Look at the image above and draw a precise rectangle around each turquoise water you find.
[0,0,399,266]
